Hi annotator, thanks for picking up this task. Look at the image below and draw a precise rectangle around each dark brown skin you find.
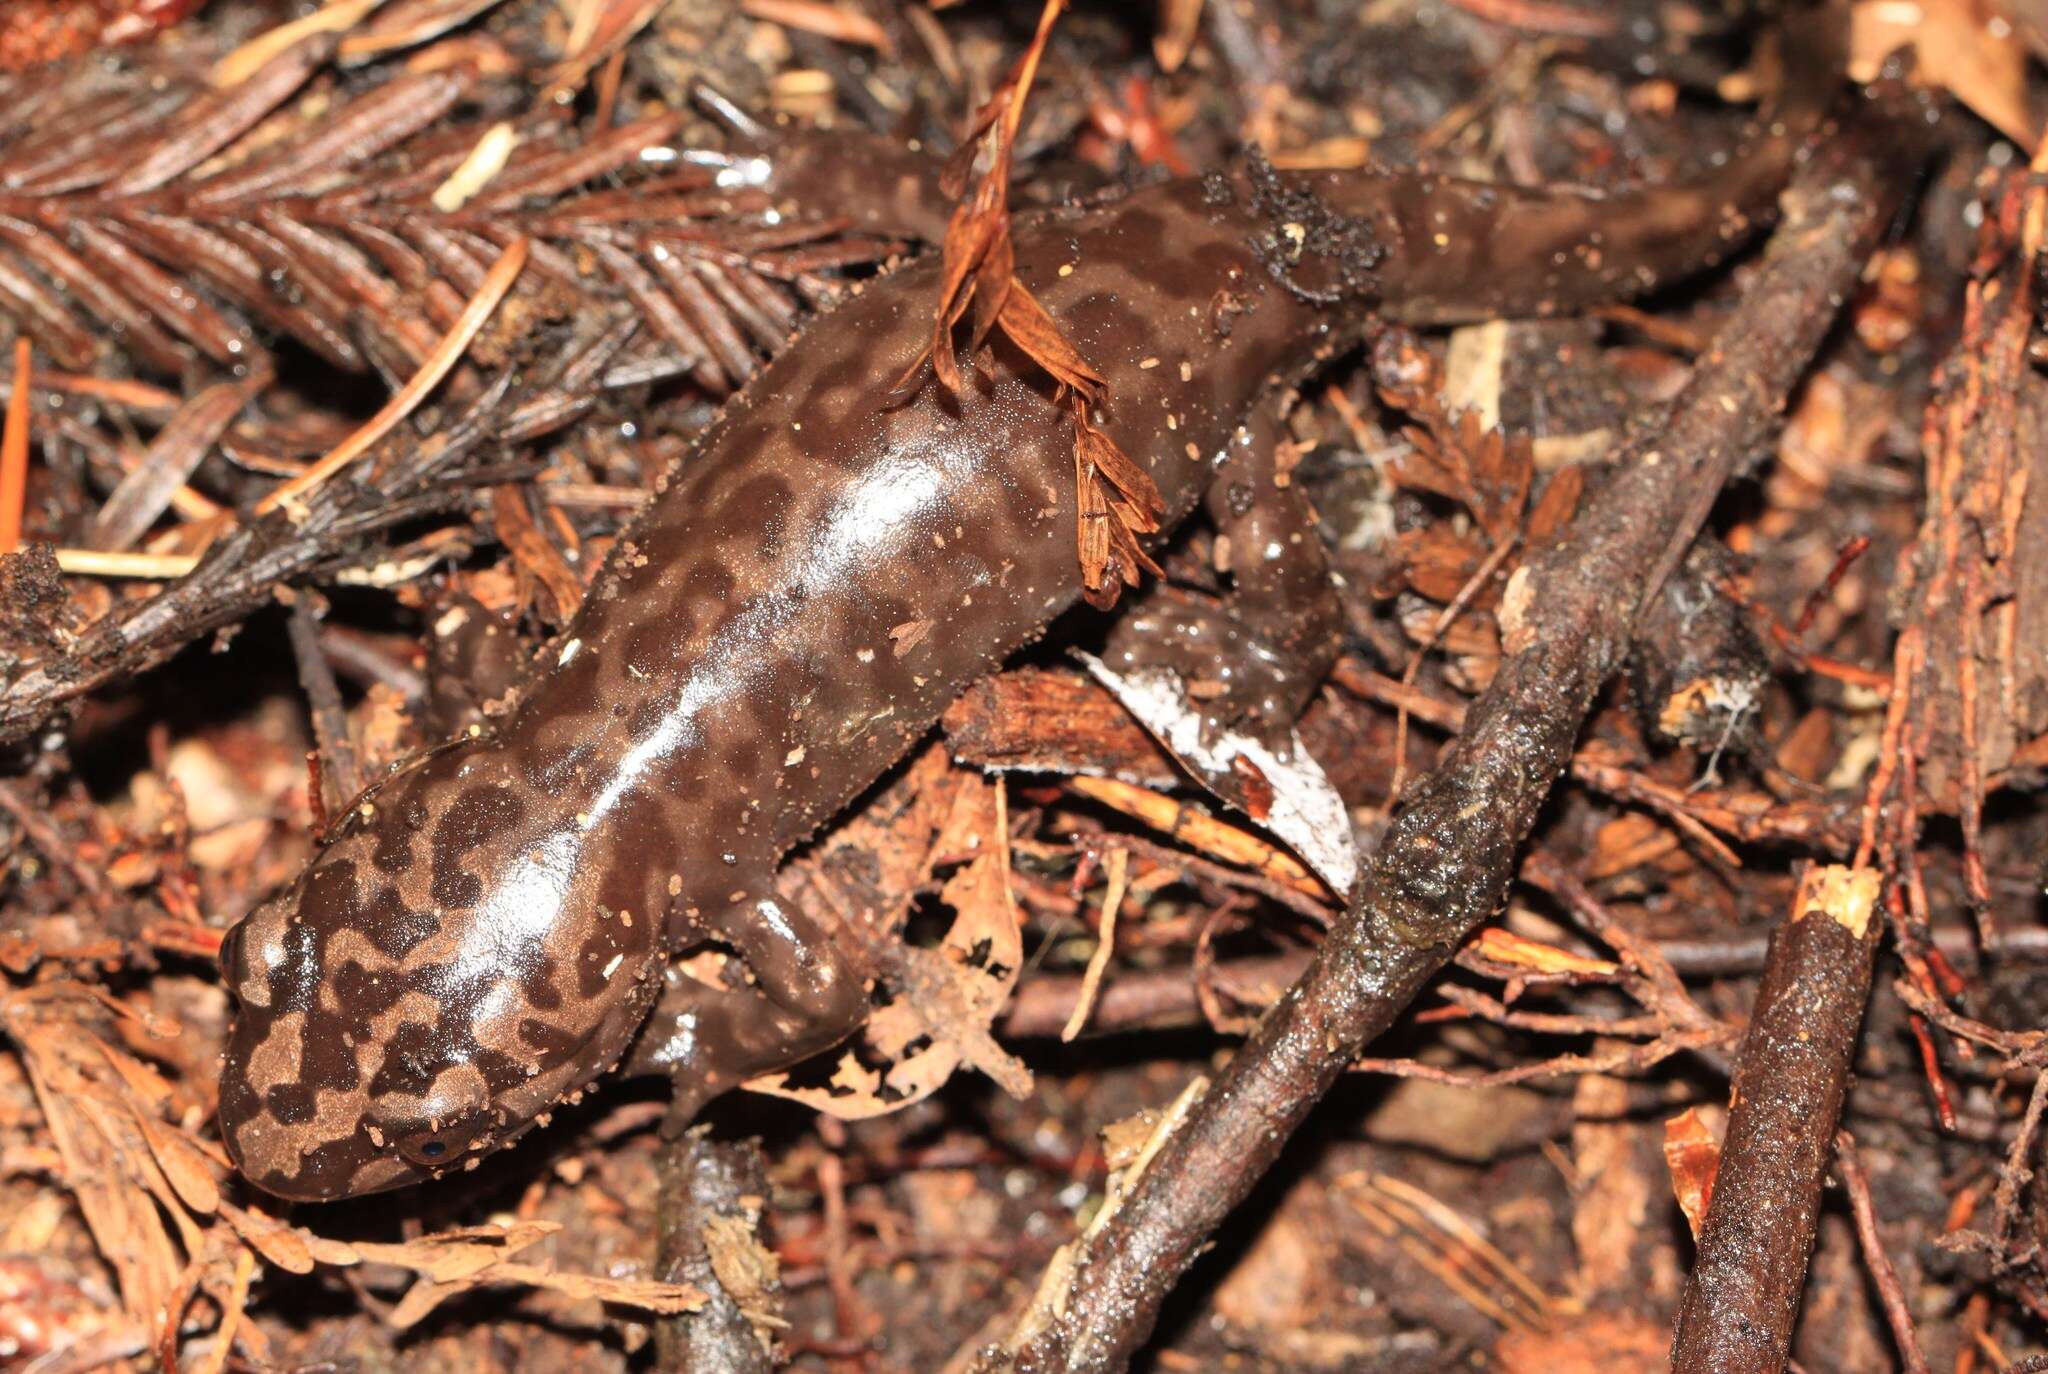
[216,36,1830,1200]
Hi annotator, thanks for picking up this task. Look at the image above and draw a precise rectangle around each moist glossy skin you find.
[218,66,1826,1199]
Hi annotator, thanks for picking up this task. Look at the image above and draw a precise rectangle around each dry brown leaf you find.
[1385,435,1467,506]
[929,760,1006,858]
[1073,403,1164,607]
[747,999,975,1119]
[888,5,1062,400]
[1526,464,1584,544]
[1395,523,1490,604]
[905,197,1001,398]
[1463,410,1533,540]
[326,1219,698,1326]
[970,220,1018,359]
[1851,0,2037,149]
[756,1002,938,1116]
[825,744,983,904]
[216,1202,319,1275]
[4,984,695,1355]
[191,1243,258,1374]
[1074,404,1162,520]
[6,992,187,1330]
[1586,811,1682,880]
[94,1043,225,1216]
[387,1261,703,1328]
[491,483,584,625]
[351,1220,560,1284]
[748,777,1029,1116]
[1075,445,1116,608]
[883,1,1170,604]
[1231,753,1275,822]
[130,1107,223,1218]
[1379,350,1551,616]
[1390,408,1531,546]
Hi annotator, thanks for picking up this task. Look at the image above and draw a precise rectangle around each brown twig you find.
[1351,1024,1726,1088]
[1835,1130,1933,1374]
[999,916,2048,1041]
[1522,849,1719,1035]
[1670,866,1885,1373]
[1994,1068,2048,1231]
[1661,921,2048,978]
[999,954,1308,1038]
[991,80,1928,1373]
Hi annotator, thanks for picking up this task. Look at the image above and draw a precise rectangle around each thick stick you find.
[994,79,1931,1374]
[654,1128,779,1374]
[1669,867,1884,1372]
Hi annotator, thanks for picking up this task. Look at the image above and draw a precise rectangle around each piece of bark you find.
[944,666,1179,786]
[1669,865,1884,1374]
[1899,161,2048,814]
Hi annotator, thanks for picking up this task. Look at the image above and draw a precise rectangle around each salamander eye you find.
[393,1115,491,1169]
[216,924,242,983]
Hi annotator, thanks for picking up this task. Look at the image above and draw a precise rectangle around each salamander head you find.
[216,745,667,1201]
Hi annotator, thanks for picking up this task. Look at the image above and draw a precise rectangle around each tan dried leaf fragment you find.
[1662,1105,1723,1240]
[747,771,1030,1117]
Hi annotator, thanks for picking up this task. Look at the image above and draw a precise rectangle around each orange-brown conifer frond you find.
[892,0,1169,607]
[1073,400,1163,608]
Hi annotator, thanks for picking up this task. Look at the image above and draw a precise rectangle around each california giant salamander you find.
[217,25,1834,1199]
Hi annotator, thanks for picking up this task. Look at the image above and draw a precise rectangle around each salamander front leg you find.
[634,886,871,1127]
[1201,403,1345,721]
[1099,393,1343,739]
[1089,394,1357,893]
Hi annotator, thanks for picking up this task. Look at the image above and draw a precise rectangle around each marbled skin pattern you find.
[217,57,1827,1199]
